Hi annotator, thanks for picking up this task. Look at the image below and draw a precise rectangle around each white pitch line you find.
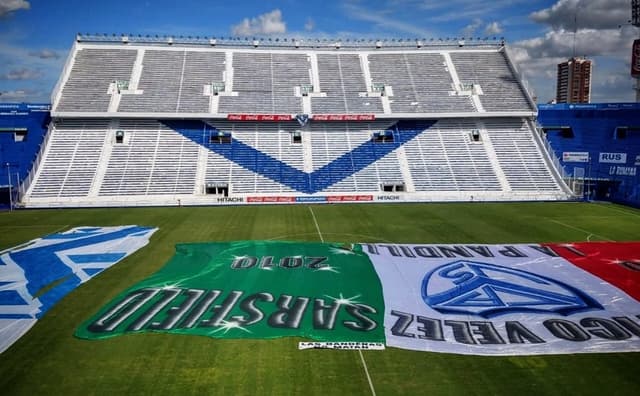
[308,206,324,243]
[549,219,614,242]
[307,205,377,396]
[358,349,377,396]
[593,202,640,219]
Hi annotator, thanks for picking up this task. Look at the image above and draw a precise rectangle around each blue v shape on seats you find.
[163,120,436,194]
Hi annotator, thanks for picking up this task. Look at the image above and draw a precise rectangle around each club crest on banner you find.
[421,260,603,318]
[295,113,309,127]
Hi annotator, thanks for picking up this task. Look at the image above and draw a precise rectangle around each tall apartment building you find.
[556,57,592,104]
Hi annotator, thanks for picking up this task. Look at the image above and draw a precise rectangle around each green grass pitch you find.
[1,202,640,395]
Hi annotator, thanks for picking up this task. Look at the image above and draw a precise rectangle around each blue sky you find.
[0,0,638,104]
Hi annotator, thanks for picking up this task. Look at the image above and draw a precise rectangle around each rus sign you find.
[599,152,627,164]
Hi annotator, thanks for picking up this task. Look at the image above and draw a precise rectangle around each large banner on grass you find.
[76,241,640,355]
[366,242,640,355]
[1,226,157,354]
[75,241,385,342]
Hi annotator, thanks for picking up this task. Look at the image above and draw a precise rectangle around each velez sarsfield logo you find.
[163,120,436,194]
[421,260,603,318]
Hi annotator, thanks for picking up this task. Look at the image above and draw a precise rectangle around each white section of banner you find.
[0,319,37,353]
[298,342,385,350]
[364,243,640,355]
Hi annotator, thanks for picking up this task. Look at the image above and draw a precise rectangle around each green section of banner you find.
[75,241,384,342]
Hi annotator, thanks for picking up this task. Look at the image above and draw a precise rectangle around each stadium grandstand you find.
[0,103,50,207]
[539,103,640,207]
[17,35,573,208]
[3,30,640,396]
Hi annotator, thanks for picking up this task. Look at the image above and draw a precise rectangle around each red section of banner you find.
[227,114,292,121]
[247,196,296,203]
[327,195,373,202]
[545,242,640,301]
[312,114,376,121]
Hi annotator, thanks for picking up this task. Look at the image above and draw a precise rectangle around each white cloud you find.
[1,68,42,80]
[0,0,29,17]
[505,0,640,102]
[0,42,66,72]
[460,19,504,38]
[485,22,503,35]
[0,88,49,102]
[28,49,60,59]
[1,87,50,102]
[342,1,434,37]
[305,18,315,32]
[461,18,483,37]
[231,9,286,36]
[0,89,28,100]
[512,25,639,102]
[419,0,530,23]
[530,0,630,30]
[0,40,66,102]
[515,26,636,60]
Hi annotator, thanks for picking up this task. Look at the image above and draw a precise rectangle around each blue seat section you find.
[0,103,50,187]
[163,119,436,194]
[538,103,640,205]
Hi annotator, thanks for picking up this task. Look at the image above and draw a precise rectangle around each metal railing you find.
[532,123,578,197]
[502,45,537,111]
[18,123,53,204]
[75,33,505,50]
